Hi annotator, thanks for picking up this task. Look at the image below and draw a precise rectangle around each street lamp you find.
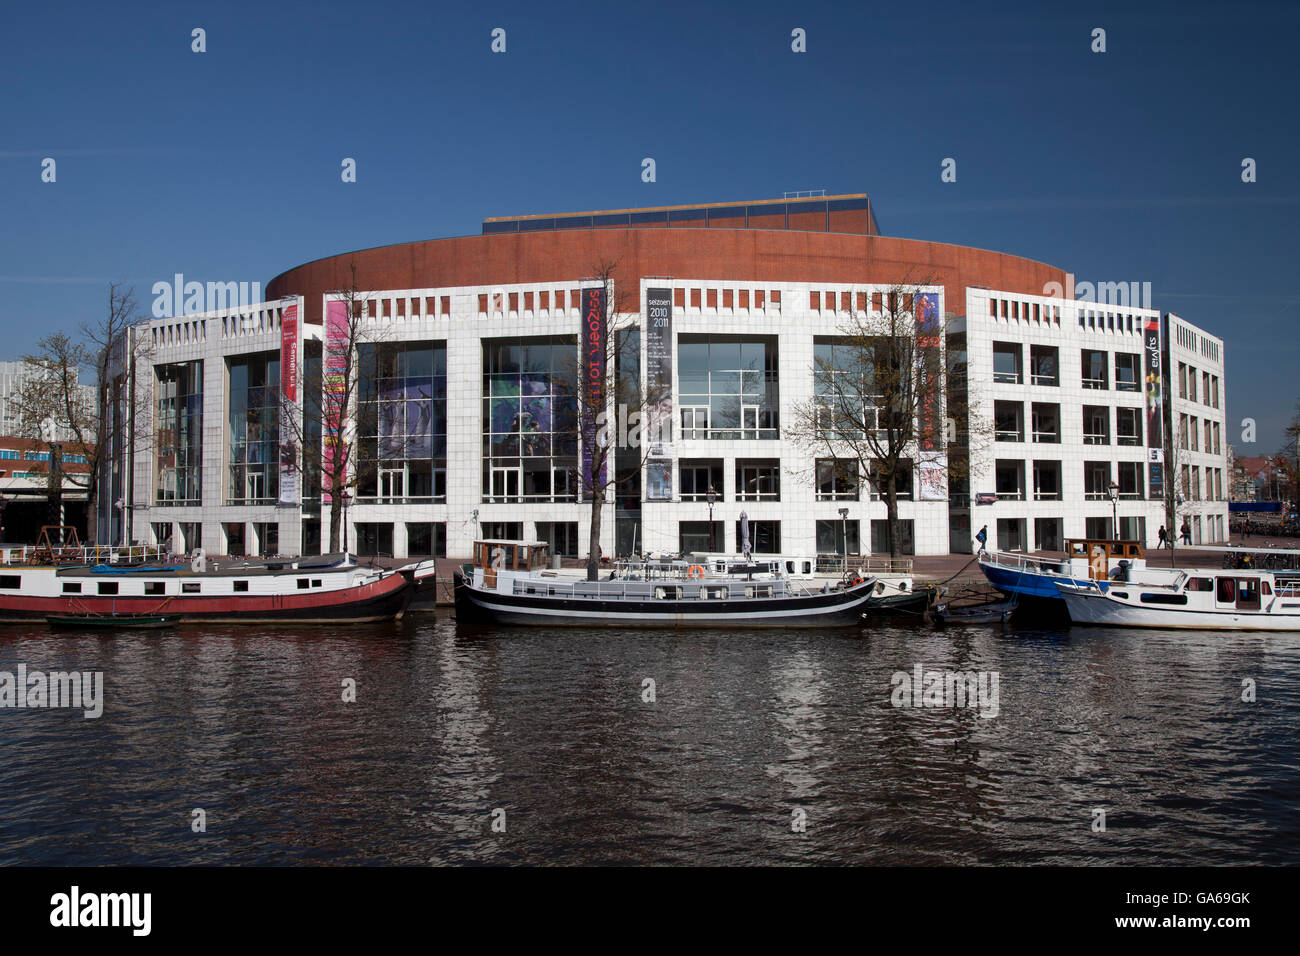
[707,484,716,552]
[1108,480,1119,541]
[838,507,850,574]
[340,490,353,554]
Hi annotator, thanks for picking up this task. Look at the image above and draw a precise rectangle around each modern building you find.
[112,193,1230,558]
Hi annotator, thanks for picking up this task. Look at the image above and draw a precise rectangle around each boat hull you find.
[1059,586,1300,631]
[453,571,876,628]
[978,561,1101,600]
[0,568,413,624]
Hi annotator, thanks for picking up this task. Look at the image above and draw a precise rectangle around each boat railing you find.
[817,555,913,576]
[980,550,1068,574]
[1,543,173,567]
[510,576,799,600]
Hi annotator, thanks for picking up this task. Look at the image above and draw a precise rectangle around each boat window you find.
[0,575,20,589]
[745,585,774,599]
[1139,593,1187,605]
[312,579,322,587]
[653,586,682,600]
[1216,578,1235,603]
[1261,581,1272,595]
[297,578,310,589]
[98,582,119,596]
[701,586,727,600]
[234,581,249,592]
[1110,591,1129,600]
[1188,578,1214,591]
[183,582,200,594]
[62,582,82,594]
[1237,579,1261,610]
[145,582,165,596]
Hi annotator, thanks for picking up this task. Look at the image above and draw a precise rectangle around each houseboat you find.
[0,542,427,625]
[453,539,879,628]
[1057,570,1300,631]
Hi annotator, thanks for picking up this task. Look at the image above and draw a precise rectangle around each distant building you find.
[0,360,95,542]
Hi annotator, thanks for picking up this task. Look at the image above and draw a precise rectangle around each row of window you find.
[1177,413,1223,455]
[1177,362,1221,409]
[0,449,89,463]
[994,459,1148,501]
[992,343,1142,390]
[995,401,1145,445]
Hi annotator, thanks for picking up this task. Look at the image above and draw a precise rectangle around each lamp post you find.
[340,490,353,554]
[707,484,716,553]
[1108,480,1119,541]
[838,507,850,574]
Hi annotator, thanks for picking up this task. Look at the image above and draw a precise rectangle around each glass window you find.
[1115,353,1140,391]
[227,352,280,504]
[479,337,568,503]
[1029,345,1058,386]
[815,459,858,501]
[154,361,203,505]
[676,336,779,439]
[1116,407,1142,446]
[1081,349,1108,389]
[993,342,1022,384]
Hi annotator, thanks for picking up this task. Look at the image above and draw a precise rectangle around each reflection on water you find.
[0,615,1297,865]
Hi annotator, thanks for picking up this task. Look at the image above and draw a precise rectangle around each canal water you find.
[1,613,1297,865]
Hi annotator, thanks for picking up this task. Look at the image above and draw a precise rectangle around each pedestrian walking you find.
[975,525,988,554]
[1157,525,1168,549]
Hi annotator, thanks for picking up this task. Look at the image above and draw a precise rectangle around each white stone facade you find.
[121,280,1228,558]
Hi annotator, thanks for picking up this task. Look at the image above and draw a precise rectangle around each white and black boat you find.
[1057,569,1300,631]
[453,539,879,628]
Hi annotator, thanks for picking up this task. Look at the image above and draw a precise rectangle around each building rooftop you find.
[482,193,880,237]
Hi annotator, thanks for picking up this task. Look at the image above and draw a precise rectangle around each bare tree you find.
[1281,403,1300,517]
[789,279,951,559]
[1163,414,1190,560]
[12,282,149,543]
[567,259,672,581]
[279,263,424,554]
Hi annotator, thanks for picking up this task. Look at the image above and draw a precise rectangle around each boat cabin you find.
[1063,539,1146,580]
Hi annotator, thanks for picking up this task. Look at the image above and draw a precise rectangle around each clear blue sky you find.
[2,0,1296,450]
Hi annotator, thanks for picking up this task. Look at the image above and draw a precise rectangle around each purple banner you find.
[581,286,607,498]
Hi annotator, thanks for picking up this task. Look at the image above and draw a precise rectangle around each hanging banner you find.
[914,291,948,500]
[278,301,300,506]
[580,286,607,500]
[645,287,673,456]
[322,299,350,504]
[918,452,948,501]
[1145,316,1164,499]
[645,458,673,502]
